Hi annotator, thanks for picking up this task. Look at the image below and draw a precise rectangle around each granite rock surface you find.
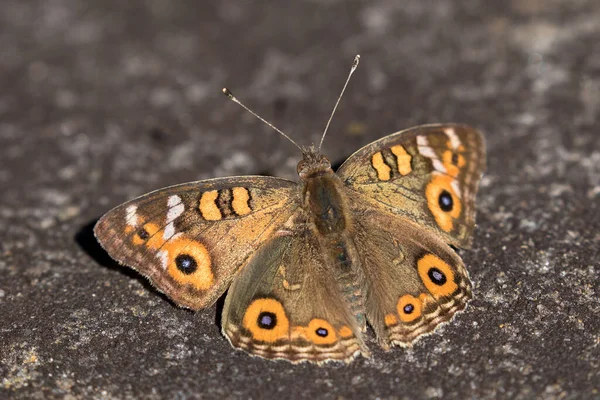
[1,1,599,399]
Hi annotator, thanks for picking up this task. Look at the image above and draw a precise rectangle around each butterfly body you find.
[95,123,485,364]
[299,150,370,329]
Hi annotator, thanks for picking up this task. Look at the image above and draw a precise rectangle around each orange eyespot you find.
[132,230,146,245]
[425,174,462,232]
[417,254,458,299]
[242,298,290,343]
[304,319,338,345]
[132,222,162,246]
[162,237,213,290]
[145,223,165,248]
[396,294,423,323]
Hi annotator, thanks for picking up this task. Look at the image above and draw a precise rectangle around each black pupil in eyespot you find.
[175,254,197,274]
[438,190,453,212]
[452,153,459,165]
[428,267,447,285]
[258,312,277,329]
[403,304,414,314]
[316,327,328,337]
[138,228,149,240]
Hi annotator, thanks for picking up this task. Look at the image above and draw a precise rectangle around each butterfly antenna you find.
[318,54,360,152]
[222,88,302,151]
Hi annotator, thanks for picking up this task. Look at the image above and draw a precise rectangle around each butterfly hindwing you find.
[351,205,472,348]
[222,226,369,364]
[337,124,485,248]
[94,176,299,310]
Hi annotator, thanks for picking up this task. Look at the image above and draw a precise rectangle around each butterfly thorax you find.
[298,148,348,236]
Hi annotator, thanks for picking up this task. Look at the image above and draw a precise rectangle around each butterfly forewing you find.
[337,124,485,248]
[94,176,299,310]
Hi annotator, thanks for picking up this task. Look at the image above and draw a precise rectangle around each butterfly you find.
[94,56,486,364]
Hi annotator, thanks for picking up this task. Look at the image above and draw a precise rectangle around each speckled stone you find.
[1,1,599,399]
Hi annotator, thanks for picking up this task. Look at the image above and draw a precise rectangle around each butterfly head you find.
[297,146,332,180]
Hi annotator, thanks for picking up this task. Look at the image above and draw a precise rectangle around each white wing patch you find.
[444,127,462,150]
[164,195,184,240]
[158,250,169,270]
[417,136,437,158]
[418,136,447,173]
[451,179,462,198]
[126,205,138,227]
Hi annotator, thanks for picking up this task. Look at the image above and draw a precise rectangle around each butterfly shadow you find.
[213,289,227,330]
[74,218,175,307]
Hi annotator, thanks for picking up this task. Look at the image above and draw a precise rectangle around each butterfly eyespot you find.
[132,228,149,245]
[132,222,161,246]
[257,311,277,330]
[426,175,462,232]
[451,152,459,165]
[417,254,458,299]
[163,238,213,290]
[438,190,453,212]
[175,254,198,274]
[137,228,150,240]
[316,327,328,337]
[243,298,289,343]
[396,294,422,322]
[305,319,337,345]
[427,267,447,285]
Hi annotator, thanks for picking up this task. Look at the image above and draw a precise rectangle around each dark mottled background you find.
[1,1,599,399]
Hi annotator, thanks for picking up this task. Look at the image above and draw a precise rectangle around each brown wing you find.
[222,225,369,364]
[337,124,485,248]
[351,205,473,348]
[94,176,299,310]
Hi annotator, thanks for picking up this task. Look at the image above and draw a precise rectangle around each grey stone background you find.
[1,1,599,399]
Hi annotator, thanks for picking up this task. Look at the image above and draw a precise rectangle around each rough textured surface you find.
[1,1,599,399]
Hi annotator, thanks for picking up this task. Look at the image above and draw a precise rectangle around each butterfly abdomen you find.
[330,237,368,330]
